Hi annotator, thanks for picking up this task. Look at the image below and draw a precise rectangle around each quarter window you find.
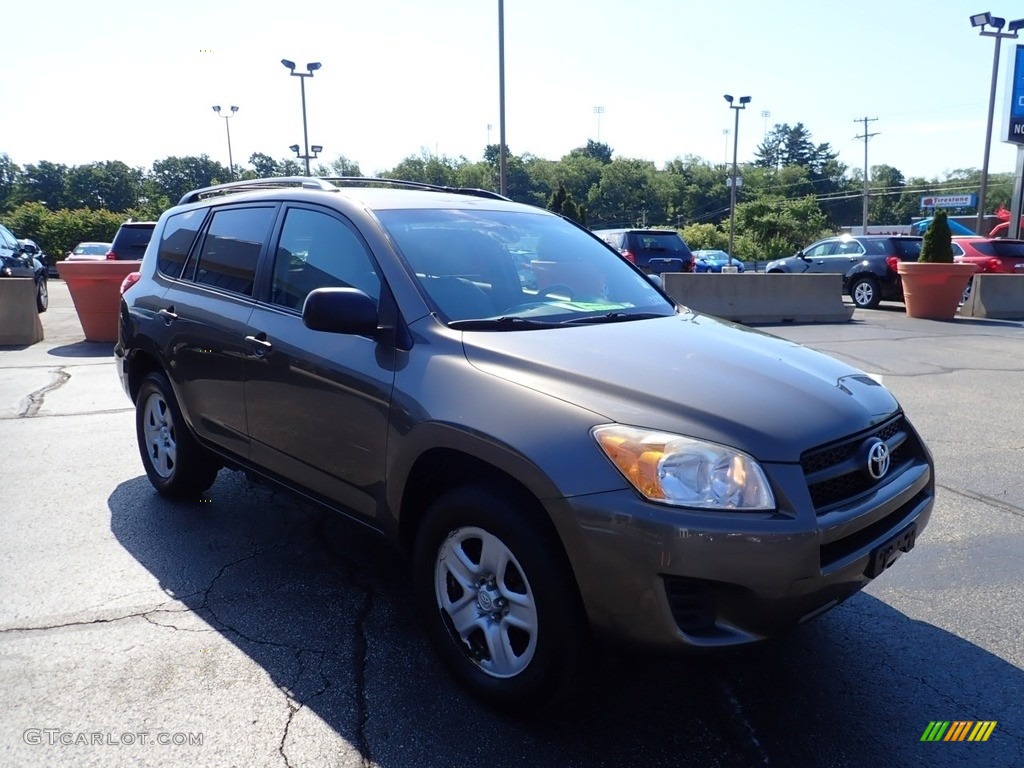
[192,207,275,296]
[157,210,206,278]
[270,208,380,311]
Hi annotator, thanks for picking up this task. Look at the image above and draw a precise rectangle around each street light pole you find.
[498,0,507,196]
[970,12,1022,234]
[594,106,605,141]
[281,59,322,176]
[724,94,750,267]
[212,106,238,180]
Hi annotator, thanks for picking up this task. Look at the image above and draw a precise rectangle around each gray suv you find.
[115,177,935,711]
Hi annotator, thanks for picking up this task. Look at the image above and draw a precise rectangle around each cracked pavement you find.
[1,283,1022,767]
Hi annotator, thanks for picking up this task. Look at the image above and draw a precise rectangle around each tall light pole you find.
[761,109,771,138]
[724,94,750,265]
[497,0,507,196]
[594,106,605,141]
[212,106,238,180]
[970,12,1022,234]
[281,59,322,176]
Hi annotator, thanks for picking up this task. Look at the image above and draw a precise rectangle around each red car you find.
[952,237,1024,303]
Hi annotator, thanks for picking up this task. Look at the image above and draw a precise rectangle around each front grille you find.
[800,416,923,513]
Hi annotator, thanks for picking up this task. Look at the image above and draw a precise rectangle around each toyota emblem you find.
[867,440,891,480]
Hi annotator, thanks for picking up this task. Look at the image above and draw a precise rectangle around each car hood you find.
[461,312,898,462]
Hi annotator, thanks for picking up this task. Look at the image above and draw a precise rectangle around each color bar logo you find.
[920,721,997,742]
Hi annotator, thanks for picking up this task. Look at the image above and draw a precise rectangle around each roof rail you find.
[178,177,338,205]
[178,175,511,206]
[320,176,510,201]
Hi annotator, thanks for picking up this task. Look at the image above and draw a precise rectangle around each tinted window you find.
[891,240,922,259]
[112,225,156,258]
[976,240,1024,258]
[270,208,381,310]
[192,207,274,296]
[157,210,206,278]
[628,232,693,257]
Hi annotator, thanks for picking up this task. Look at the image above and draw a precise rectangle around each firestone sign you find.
[1008,45,1024,145]
[920,195,978,208]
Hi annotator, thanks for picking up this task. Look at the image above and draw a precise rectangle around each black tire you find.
[961,278,973,306]
[413,485,590,713]
[135,371,220,499]
[849,275,880,309]
[36,278,48,313]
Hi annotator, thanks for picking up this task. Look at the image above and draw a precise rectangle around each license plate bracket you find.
[866,522,917,578]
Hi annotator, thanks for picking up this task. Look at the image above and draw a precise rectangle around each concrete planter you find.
[896,262,976,321]
[57,260,141,342]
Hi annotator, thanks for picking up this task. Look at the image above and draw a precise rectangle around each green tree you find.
[919,209,953,263]
[680,222,728,251]
[587,158,662,227]
[0,153,19,211]
[151,155,229,203]
[14,161,70,210]
[65,161,144,212]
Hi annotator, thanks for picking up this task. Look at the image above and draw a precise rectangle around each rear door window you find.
[188,206,276,296]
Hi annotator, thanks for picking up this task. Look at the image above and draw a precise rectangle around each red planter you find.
[896,262,977,320]
[57,260,141,342]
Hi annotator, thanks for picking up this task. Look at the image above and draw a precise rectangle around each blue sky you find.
[3,0,1023,181]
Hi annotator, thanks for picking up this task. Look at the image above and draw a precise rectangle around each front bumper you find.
[547,453,933,649]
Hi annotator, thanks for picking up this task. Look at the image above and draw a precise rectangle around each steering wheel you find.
[534,284,576,301]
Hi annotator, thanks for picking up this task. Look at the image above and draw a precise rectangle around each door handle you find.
[244,333,273,356]
[158,307,178,324]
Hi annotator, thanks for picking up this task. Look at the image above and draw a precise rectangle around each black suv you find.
[765,235,923,309]
[116,178,934,711]
[108,221,157,260]
[592,228,695,274]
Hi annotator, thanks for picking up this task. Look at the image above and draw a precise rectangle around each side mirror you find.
[796,251,808,260]
[647,273,664,289]
[302,287,379,336]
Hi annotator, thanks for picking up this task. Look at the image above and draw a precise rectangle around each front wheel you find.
[135,372,220,499]
[413,486,589,712]
[36,278,48,313]
[849,275,880,309]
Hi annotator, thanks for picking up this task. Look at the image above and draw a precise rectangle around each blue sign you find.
[1008,45,1024,145]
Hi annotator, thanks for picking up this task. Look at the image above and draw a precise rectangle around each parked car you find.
[116,177,934,711]
[909,217,976,236]
[67,241,114,261]
[0,224,48,311]
[592,228,695,273]
[765,235,923,309]
[17,238,58,279]
[692,249,746,273]
[952,236,1024,303]
[107,221,157,260]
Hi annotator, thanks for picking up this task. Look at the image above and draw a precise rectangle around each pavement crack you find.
[19,367,71,417]
[937,483,1024,518]
[0,602,190,634]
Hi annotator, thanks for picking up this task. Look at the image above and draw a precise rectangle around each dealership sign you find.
[1008,45,1024,145]
[920,194,978,208]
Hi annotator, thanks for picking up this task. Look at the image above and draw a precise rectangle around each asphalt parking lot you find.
[1,281,1022,768]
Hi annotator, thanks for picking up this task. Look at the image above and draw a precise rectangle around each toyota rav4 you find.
[115,177,935,711]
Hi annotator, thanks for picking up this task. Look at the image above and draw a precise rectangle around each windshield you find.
[75,243,110,255]
[375,208,675,327]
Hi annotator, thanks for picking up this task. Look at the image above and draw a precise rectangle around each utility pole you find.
[855,117,879,230]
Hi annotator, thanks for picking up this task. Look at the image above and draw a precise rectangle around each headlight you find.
[593,425,775,510]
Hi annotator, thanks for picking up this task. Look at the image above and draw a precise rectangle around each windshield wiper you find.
[447,316,561,330]
[560,312,667,325]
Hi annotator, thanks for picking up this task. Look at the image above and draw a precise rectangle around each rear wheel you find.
[849,275,880,309]
[413,485,589,712]
[136,372,220,499]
